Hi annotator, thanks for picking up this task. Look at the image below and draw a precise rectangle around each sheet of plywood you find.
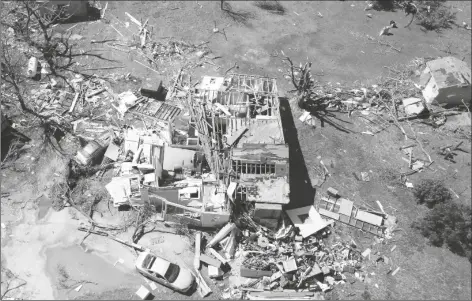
[285,206,330,238]
[338,198,353,216]
[104,143,120,161]
[163,145,195,170]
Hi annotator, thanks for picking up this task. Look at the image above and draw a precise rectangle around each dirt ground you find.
[1,1,471,300]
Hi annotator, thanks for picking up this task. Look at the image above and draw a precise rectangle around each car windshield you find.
[164,263,180,283]
[143,254,156,270]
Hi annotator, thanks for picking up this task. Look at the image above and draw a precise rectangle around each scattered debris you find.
[391,267,400,276]
[113,258,125,267]
[136,285,151,300]
[360,172,370,182]
[27,57,38,78]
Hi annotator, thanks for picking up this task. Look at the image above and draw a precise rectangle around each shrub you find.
[371,0,397,12]
[413,179,452,208]
[361,288,372,300]
[254,0,285,14]
[415,0,457,31]
[413,202,472,262]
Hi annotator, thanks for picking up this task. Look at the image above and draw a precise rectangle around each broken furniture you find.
[75,132,111,165]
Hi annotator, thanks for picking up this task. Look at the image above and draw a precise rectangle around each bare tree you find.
[1,1,76,76]
[1,39,70,132]
[1,267,27,300]
[282,57,315,108]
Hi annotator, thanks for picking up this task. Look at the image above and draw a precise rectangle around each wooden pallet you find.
[130,95,181,123]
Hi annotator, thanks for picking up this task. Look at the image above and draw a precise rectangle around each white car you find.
[135,251,196,294]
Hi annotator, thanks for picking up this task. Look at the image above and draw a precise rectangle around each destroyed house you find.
[184,74,289,228]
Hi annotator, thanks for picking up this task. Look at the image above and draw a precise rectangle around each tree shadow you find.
[302,100,354,134]
[371,0,398,12]
[50,4,102,24]
[1,126,30,162]
[279,97,316,209]
[253,0,286,15]
[222,2,255,26]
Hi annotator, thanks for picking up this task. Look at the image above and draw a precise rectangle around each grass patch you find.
[378,167,404,187]
[253,0,286,15]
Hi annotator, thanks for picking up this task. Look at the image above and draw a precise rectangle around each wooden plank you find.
[159,105,172,120]
[168,107,179,120]
[208,247,228,265]
[240,267,273,278]
[200,254,221,268]
[168,107,181,121]
[125,12,142,27]
[194,232,201,270]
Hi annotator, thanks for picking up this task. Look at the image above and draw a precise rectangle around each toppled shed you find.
[420,57,471,106]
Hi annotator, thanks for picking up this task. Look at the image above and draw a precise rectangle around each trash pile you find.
[238,228,362,293]
[192,212,384,300]
[122,11,213,68]
[186,186,398,300]
[147,39,211,63]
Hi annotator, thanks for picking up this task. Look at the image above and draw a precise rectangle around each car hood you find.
[172,268,195,291]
